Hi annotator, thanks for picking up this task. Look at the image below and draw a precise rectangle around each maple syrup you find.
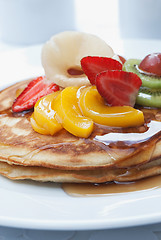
[62,174,161,197]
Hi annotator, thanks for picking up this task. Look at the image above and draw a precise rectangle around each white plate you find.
[0,40,161,231]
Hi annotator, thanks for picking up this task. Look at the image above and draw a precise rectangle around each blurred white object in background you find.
[0,0,75,45]
[74,0,122,55]
[75,0,119,41]
[119,0,161,39]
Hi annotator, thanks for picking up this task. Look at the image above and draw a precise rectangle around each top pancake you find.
[0,80,161,170]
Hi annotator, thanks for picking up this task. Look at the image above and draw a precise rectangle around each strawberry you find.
[118,55,126,64]
[12,76,59,112]
[81,56,122,85]
[96,70,142,107]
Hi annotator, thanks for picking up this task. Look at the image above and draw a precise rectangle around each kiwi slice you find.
[123,59,161,89]
[136,87,161,107]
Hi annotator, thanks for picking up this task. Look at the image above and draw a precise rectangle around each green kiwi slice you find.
[123,59,161,89]
[136,87,161,107]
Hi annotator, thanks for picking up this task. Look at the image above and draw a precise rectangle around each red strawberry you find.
[96,70,142,107]
[12,76,59,112]
[81,56,122,85]
[118,55,126,64]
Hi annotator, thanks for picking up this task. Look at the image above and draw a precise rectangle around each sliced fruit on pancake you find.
[33,91,62,135]
[30,113,50,135]
[96,70,142,107]
[79,86,144,127]
[123,59,161,89]
[138,53,161,77]
[118,55,126,64]
[12,76,59,112]
[136,87,161,108]
[53,87,93,138]
[81,56,122,85]
[123,55,161,107]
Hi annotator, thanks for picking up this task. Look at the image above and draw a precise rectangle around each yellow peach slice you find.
[34,91,62,135]
[79,86,144,127]
[30,113,50,135]
[53,87,93,138]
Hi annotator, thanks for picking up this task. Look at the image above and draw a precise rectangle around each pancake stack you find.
[0,80,161,183]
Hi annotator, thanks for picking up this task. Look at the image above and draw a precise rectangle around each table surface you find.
[0,224,161,240]
[0,40,161,240]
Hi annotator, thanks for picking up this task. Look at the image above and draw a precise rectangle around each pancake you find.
[0,80,161,181]
[0,158,161,183]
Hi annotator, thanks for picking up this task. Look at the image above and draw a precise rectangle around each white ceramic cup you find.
[0,0,75,45]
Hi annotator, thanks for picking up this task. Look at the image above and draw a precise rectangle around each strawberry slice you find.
[96,70,142,107]
[81,56,122,85]
[12,76,59,112]
[118,55,126,64]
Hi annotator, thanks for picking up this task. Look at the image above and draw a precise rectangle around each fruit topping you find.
[12,76,59,112]
[96,70,142,107]
[30,113,50,135]
[123,59,161,89]
[33,91,62,135]
[123,56,161,107]
[53,87,93,138]
[118,55,126,64]
[81,56,122,85]
[136,87,161,108]
[79,86,144,127]
[41,31,115,88]
[80,56,141,107]
[138,53,161,76]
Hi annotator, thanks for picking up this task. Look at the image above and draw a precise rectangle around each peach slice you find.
[79,86,144,127]
[53,87,93,138]
[34,91,62,135]
[30,113,50,135]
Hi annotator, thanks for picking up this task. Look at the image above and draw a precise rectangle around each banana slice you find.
[41,31,114,88]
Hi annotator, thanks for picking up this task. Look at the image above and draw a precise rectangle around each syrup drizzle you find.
[94,120,161,146]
